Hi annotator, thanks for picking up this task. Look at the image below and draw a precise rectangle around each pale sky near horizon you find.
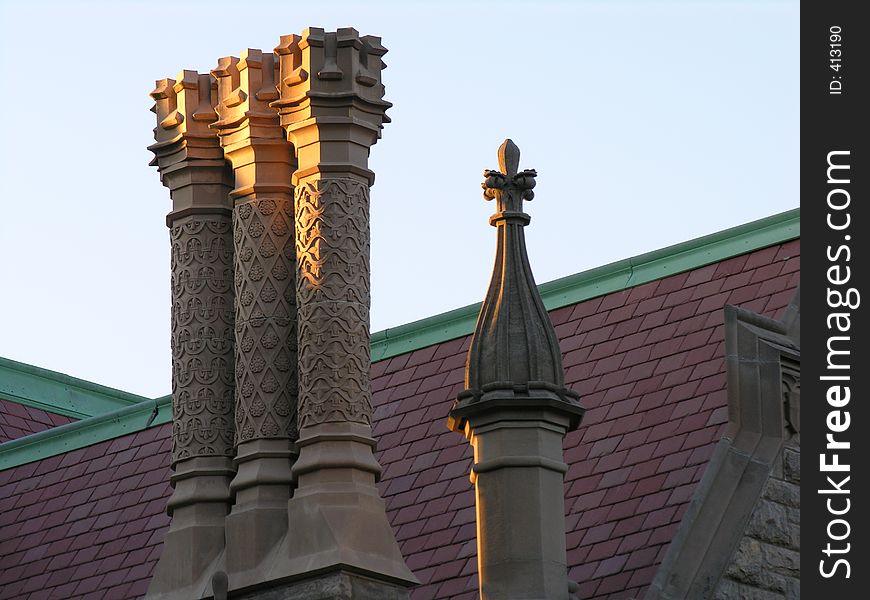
[0,0,799,398]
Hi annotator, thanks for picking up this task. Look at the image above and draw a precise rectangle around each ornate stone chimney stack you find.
[448,140,586,600]
[147,71,236,599]
[209,49,299,589]
[268,27,417,594]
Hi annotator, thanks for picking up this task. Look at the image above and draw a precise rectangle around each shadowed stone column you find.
[261,28,417,596]
[147,71,236,600]
[209,49,299,589]
[447,140,585,600]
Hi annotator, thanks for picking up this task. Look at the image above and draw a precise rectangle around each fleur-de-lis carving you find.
[482,139,538,216]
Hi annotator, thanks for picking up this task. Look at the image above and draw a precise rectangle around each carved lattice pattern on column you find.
[233,196,298,442]
[170,216,235,463]
[295,178,371,428]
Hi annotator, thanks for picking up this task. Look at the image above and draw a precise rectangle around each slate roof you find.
[0,425,172,599]
[0,234,799,600]
[373,239,799,600]
[0,399,76,444]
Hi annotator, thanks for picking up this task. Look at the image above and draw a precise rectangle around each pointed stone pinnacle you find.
[498,138,520,177]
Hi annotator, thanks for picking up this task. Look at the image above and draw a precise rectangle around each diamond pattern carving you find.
[233,196,298,443]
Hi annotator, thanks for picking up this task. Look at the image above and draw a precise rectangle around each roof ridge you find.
[0,208,799,470]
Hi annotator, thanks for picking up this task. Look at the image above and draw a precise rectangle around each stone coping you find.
[0,356,150,419]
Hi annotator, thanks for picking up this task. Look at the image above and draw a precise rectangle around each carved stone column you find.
[266,28,417,594]
[209,49,299,589]
[447,141,585,600]
[147,71,236,600]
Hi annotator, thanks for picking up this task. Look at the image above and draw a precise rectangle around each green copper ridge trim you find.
[0,356,151,419]
[0,395,171,470]
[371,208,799,361]
[0,209,798,470]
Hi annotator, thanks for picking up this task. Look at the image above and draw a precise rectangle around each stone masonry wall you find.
[714,437,800,600]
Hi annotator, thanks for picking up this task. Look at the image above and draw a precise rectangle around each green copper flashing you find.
[0,209,798,470]
[0,356,150,419]
[372,208,799,361]
[0,394,171,470]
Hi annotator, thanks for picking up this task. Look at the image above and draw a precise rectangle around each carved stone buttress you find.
[295,178,372,428]
[171,216,235,462]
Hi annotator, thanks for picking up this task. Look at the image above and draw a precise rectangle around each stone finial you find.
[447,141,584,600]
[483,138,537,207]
[450,140,582,430]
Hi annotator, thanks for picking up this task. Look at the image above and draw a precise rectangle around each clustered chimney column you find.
[268,28,417,591]
[448,141,586,600]
[147,28,416,599]
[147,72,236,599]
[209,50,299,586]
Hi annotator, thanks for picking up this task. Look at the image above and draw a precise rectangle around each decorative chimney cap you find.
[147,70,224,172]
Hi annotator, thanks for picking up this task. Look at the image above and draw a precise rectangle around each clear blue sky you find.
[0,0,798,397]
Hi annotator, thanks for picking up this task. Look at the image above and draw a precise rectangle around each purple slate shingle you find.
[0,400,76,443]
